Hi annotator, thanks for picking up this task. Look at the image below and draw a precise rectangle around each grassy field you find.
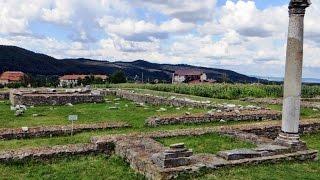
[157,133,256,154]
[0,96,207,128]
[187,132,320,180]
[0,87,320,179]
[99,83,320,99]
[0,91,319,151]
[0,133,319,179]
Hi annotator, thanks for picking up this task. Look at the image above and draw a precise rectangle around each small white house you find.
[59,75,108,87]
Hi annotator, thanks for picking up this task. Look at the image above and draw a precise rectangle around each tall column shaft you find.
[281,14,304,134]
[274,0,311,150]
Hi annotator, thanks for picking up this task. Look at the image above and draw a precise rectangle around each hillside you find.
[0,45,263,83]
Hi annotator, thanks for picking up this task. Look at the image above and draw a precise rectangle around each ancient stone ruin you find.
[9,88,104,106]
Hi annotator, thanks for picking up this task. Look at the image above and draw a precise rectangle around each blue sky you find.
[0,0,319,78]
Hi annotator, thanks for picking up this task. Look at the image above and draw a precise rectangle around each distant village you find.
[0,69,216,88]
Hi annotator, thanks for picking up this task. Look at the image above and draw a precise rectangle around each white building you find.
[172,69,209,84]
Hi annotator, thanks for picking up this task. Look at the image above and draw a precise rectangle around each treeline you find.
[0,70,127,89]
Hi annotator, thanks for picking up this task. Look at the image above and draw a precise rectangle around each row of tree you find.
[0,71,127,88]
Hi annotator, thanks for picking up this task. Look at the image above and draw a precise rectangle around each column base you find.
[274,132,307,151]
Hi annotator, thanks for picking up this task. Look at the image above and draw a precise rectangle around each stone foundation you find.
[146,110,281,127]
[0,143,99,163]
[0,122,130,140]
[0,91,9,100]
[241,98,320,109]
[10,90,104,106]
[0,120,319,179]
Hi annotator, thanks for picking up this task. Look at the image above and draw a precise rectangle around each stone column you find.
[275,0,311,150]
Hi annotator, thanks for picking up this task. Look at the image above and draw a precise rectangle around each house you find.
[59,74,108,87]
[172,69,208,84]
[0,71,26,85]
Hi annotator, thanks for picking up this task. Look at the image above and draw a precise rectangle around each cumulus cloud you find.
[0,0,320,78]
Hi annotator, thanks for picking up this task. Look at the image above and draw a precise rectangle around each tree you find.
[110,71,127,84]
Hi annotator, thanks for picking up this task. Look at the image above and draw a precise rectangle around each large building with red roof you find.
[0,71,26,85]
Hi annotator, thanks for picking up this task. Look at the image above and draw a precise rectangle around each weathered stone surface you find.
[10,90,104,106]
[0,122,130,140]
[0,143,98,163]
[146,110,281,126]
[217,149,263,160]
[240,98,320,109]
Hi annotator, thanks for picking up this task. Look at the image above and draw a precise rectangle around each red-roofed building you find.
[59,74,108,87]
[0,71,26,85]
[172,69,209,84]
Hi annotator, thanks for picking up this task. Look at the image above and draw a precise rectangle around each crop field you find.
[98,83,320,99]
[0,87,320,179]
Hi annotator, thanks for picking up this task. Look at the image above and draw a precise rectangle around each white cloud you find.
[1,0,320,78]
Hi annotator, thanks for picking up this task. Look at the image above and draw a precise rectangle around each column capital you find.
[289,0,311,15]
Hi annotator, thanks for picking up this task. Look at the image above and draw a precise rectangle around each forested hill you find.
[0,45,264,83]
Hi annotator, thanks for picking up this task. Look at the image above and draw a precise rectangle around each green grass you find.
[157,133,256,154]
[0,96,207,129]
[0,133,319,179]
[0,155,144,180]
[180,132,320,180]
[0,94,319,151]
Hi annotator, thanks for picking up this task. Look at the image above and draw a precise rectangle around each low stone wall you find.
[146,110,281,127]
[0,143,99,163]
[114,89,212,108]
[303,98,320,102]
[242,122,320,139]
[0,122,130,140]
[241,98,320,109]
[10,91,104,106]
[0,92,9,100]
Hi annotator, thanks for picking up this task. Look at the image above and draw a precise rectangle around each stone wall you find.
[146,110,281,127]
[0,122,130,140]
[0,143,99,163]
[10,91,104,106]
[114,89,212,108]
[241,98,320,109]
[0,92,9,100]
[242,122,320,139]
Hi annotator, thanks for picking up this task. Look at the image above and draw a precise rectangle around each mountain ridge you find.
[0,45,264,83]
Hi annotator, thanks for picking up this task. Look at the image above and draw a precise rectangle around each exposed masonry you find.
[0,144,98,163]
[0,122,130,140]
[0,92,9,100]
[241,97,320,109]
[0,121,318,179]
[91,122,318,179]
[146,110,281,127]
[10,90,104,106]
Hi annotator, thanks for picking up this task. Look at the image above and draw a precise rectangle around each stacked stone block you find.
[152,143,193,168]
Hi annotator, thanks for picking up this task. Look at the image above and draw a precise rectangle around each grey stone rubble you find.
[146,109,281,126]
[101,89,267,111]
[0,122,131,140]
[10,89,104,106]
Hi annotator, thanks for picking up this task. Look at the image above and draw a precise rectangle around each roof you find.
[59,74,108,80]
[174,69,204,76]
[0,71,25,81]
